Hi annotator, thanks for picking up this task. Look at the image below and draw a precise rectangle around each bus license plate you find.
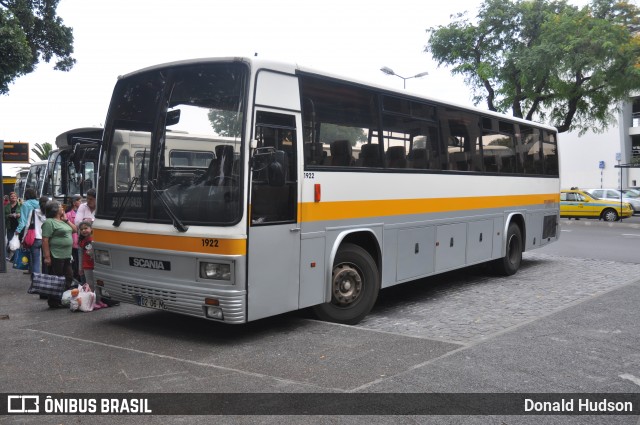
[136,296,166,310]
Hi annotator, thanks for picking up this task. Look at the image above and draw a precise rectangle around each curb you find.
[560,218,640,230]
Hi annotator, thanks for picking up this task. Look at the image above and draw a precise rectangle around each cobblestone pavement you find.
[356,252,640,344]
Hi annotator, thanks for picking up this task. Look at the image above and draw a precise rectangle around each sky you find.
[0,0,590,175]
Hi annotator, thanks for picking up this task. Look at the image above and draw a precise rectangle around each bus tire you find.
[312,243,380,325]
[491,222,522,276]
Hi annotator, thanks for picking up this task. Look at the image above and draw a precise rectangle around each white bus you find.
[13,168,29,199]
[107,129,235,194]
[23,161,48,198]
[93,57,560,325]
[43,127,103,204]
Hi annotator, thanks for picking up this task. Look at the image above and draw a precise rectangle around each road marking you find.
[620,373,640,387]
[25,328,344,392]
[120,369,187,381]
[621,234,640,237]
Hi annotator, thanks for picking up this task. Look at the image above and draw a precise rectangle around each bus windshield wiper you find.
[113,177,139,227]
[147,179,189,233]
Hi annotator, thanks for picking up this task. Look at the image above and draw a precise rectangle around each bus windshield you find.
[99,62,247,226]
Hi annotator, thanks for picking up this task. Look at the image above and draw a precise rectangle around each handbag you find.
[22,211,36,248]
[12,247,30,270]
[28,273,66,298]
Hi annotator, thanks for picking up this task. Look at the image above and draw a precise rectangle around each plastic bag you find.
[13,248,30,270]
[8,234,20,251]
[61,289,73,306]
[70,284,95,312]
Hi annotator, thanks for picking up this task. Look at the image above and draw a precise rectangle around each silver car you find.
[585,188,640,214]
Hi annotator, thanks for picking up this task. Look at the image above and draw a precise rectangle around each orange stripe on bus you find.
[300,193,559,222]
[93,229,247,255]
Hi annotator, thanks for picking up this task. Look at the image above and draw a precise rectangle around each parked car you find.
[560,189,633,221]
[622,188,640,198]
[584,188,640,214]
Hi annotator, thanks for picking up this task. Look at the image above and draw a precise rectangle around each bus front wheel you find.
[491,222,522,276]
[312,243,380,325]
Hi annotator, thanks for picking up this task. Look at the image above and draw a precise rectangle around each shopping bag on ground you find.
[61,289,73,306]
[69,284,95,312]
[28,273,66,298]
[12,248,30,270]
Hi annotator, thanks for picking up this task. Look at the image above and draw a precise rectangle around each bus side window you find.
[329,140,354,167]
[442,109,481,172]
[358,143,382,167]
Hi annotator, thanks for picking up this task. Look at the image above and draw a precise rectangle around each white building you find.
[559,97,640,190]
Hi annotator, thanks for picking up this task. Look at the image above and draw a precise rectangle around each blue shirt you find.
[15,199,39,234]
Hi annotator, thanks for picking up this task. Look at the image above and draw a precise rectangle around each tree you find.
[426,0,640,133]
[318,124,367,146]
[31,142,52,160]
[207,109,242,138]
[0,0,75,95]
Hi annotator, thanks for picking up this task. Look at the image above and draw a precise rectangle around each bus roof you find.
[55,127,103,148]
[117,56,557,132]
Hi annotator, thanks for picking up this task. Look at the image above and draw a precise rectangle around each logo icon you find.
[7,395,40,413]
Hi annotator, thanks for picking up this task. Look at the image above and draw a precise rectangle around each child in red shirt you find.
[78,221,108,309]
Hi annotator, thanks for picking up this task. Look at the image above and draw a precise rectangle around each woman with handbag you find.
[22,197,48,275]
[41,200,77,308]
[14,189,38,274]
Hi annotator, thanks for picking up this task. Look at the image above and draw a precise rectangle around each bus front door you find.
[247,111,300,321]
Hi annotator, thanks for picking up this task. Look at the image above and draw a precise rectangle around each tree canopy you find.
[426,0,640,133]
[0,0,75,95]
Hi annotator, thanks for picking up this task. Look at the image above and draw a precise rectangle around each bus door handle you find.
[290,227,301,232]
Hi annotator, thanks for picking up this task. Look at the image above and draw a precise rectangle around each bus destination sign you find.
[2,142,29,163]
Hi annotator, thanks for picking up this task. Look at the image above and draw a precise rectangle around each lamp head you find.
[380,66,395,76]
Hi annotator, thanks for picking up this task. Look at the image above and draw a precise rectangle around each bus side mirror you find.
[166,109,181,126]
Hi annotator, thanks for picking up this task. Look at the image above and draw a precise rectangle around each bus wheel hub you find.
[332,264,362,306]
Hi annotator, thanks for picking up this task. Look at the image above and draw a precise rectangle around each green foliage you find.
[427,0,640,134]
[207,109,242,138]
[31,142,52,160]
[319,124,367,146]
[0,0,75,95]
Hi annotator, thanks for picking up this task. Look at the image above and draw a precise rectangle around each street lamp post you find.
[380,66,429,89]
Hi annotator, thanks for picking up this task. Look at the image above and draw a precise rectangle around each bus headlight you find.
[199,262,231,281]
[94,249,111,267]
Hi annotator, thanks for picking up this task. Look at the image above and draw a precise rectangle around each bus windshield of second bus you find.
[13,168,29,198]
[24,161,47,197]
[44,127,103,204]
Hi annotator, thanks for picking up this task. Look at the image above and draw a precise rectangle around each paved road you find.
[540,218,640,263]
[1,220,639,424]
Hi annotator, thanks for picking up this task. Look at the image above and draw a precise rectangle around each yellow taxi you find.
[560,189,633,221]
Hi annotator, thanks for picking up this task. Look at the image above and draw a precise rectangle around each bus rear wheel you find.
[312,243,380,325]
[491,222,522,276]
